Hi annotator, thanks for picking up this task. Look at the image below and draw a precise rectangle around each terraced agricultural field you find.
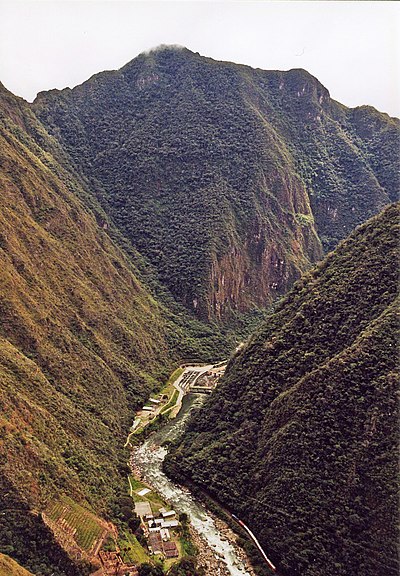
[45,496,106,553]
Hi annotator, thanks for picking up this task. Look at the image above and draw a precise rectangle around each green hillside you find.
[166,203,400,576]
[33,46,399,320]
[0,82,169,504]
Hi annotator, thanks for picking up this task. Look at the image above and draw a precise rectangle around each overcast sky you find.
[0,1,399,117]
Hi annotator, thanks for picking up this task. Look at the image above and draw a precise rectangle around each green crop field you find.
[46,496,104,552]
[162,367,184,393]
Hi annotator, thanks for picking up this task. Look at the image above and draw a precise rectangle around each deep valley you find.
[0,46,398,576]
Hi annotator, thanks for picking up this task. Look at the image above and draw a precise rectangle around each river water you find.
[133,394,251,576]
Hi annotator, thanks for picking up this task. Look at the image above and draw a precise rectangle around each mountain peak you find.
[141,43,189,56]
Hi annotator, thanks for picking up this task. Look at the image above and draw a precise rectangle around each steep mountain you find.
[0,82,229,575]
[32,46,399,320]
[165,203,400,576]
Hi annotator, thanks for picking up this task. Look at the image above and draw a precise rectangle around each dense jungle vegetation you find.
[166,203,400,576]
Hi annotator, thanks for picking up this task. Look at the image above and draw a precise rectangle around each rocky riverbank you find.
[190,519,258,575]
[189,524,232,576]
[206,514,257,576]
[189,514,258,576]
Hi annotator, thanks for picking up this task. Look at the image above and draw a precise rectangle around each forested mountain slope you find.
[165,203,400,576]
[33,46,399,320]
[0,82,228,575]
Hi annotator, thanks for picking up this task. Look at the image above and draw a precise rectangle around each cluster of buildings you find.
[145,508,179,559]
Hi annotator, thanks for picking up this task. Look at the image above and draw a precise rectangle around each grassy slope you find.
[166,203,399,576]
[0,554,35,576]
[0,83,232,575]
[32,47,399,320]
[0,89,172,505]
[0,84,175,575]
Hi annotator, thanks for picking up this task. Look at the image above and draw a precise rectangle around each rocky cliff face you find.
[207,175,321,318]
[32,47,399,320]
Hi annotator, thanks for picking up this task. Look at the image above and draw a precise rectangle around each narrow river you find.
[132,394,252,576]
